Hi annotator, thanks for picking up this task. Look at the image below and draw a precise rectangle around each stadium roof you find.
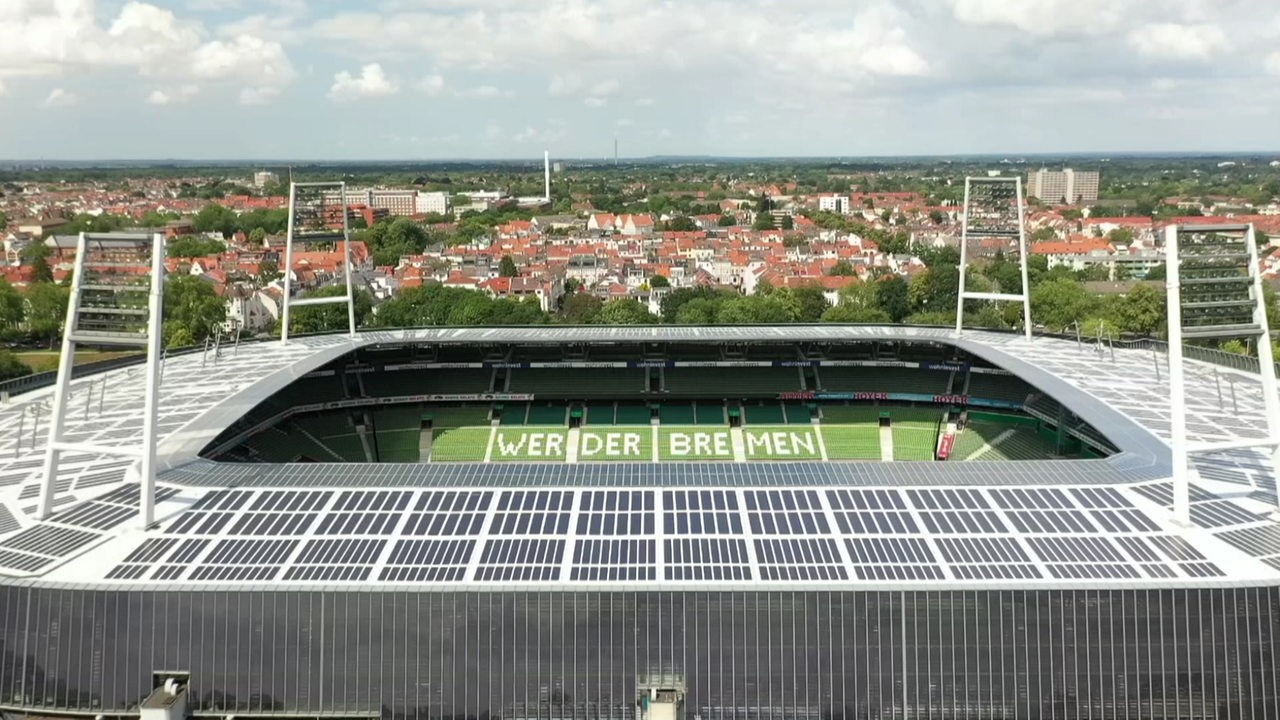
[0,325,1277,591]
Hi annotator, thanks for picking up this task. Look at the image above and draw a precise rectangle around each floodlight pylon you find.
[956,177,1033,340]
[281,181,357,343]
[1164,223,1280,524]
[38,232,166,528]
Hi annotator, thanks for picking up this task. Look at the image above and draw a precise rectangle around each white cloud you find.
[417,73,446,95]
[239,86,280,104]
[548,73,583,97]
[328,63,398,101]
[1127,23,1228,61]
[457,85,507,99]
[147,84,200,105]
[945,0,1134,37]
[42,88,77,107]
[1266,51,1280,76]
[0,0,295,98]
[635,97,653,107]
[588,79,620,97]
[583,97,607,108]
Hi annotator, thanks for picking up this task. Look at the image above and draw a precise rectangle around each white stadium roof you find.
[0,325,1277,591]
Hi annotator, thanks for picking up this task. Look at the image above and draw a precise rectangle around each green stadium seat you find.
[782,403,811,424]
[663,367,802,395]
[508,368,645,395]
[660,402,696,425]
[526,404,567,426]
[819,405,882,424]
[817,367,951,394]
[743,402,785,425]
[965,373,1034,405]
[693,401,725,425]
[586,402,616,425]
[499,404,528,425]
[615,403,652,425]
[362,368,494,397]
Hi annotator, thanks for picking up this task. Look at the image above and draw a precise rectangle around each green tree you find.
[164,275,227,344]
[1030,227,1057,242]
[876,276,911,322]
[364,217,431,267]
[752,213,776,231]
[0,279,24,328]
[782,284,830,322]
[1107,227,1135,245]
[289,285,373,334]
[560,292,603,324]
[929,210,945,225]
[648,274,670,289]
[717,214,735,227]
[1110,284,1166,336]
[256,260,282,286]
[668,216,698,232]
[167,235,227,258]
[672,297,723,324]
[1144,263,1166,281]
[192,203,239,237]
[499,255,519,278]
[25,282,71,347]
[780,215,794,231]
[0,349,32,382]
[596,298,656,325]
[828,261,856,277]
[1030,278,1099,331]
[908,265,960,315]
[716,295,798,324]
[821,304,890,323]
[248,227,267,246]
[21,242,54,283]
[660,287,736,323]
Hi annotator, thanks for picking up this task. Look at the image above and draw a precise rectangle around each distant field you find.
[14,350,139,373]
[428,426,491,462]
[821,425,882,460]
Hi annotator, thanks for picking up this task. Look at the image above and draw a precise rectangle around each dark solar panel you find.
[1,525,99,557]
[576,490,655,535]
[1028,536,1123,563]
[663,490,742,534]
[664,538,750,581]
[755,538,847,581]
[1190,500,1262,528]
[918,510,1006,534]
[745,490,829,535]
[122,537,178,564]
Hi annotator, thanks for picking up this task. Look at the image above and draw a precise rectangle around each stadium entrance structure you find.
[2,324,1280,719]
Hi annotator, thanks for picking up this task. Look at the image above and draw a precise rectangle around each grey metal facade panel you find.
[1,585,1277,718]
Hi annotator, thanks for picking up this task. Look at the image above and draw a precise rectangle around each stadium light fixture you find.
[38,232,166,528]
[1164,223,1280,524]
[956,177,1033,340]
[281,181,358,343]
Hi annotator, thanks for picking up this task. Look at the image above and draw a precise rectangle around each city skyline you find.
[2,0,1280,160]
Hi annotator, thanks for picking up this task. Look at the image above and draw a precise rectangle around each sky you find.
[1,0,1279,161]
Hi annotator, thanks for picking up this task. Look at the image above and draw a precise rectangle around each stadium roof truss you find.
[1165,223,1280,524]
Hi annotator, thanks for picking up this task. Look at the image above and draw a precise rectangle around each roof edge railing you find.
[1,323,1276,400]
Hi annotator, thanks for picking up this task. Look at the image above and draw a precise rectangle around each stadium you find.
[1,206,1279,719]
[1,324,1279,719]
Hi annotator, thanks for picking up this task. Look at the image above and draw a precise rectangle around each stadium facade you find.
[1,326,1279,720]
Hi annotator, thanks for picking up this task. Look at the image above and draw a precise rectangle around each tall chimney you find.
[544,150,551,202]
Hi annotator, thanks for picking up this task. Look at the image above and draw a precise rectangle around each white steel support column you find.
[1245,225,1280,475]
[1163,225,1190,525]
[37,232,88,519]
[954,181,971,335]
[1014,177,1034,341]
[341,184,357,339]
[281,182,297,344]
[138,233,166,527]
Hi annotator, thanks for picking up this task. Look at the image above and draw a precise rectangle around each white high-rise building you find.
[253,171,279,189]
[1026,168,1100,205]
[416,192,451,216]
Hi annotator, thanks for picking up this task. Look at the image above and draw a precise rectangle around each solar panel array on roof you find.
[90,484,1230,585]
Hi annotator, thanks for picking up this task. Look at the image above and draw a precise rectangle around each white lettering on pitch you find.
[670,433,692,456]
[744,431,817,457]
[496,433,527,456]
[714,433,729,455]
[544,433,563,456]
[496,432,563,457]
[580,432,643,457]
